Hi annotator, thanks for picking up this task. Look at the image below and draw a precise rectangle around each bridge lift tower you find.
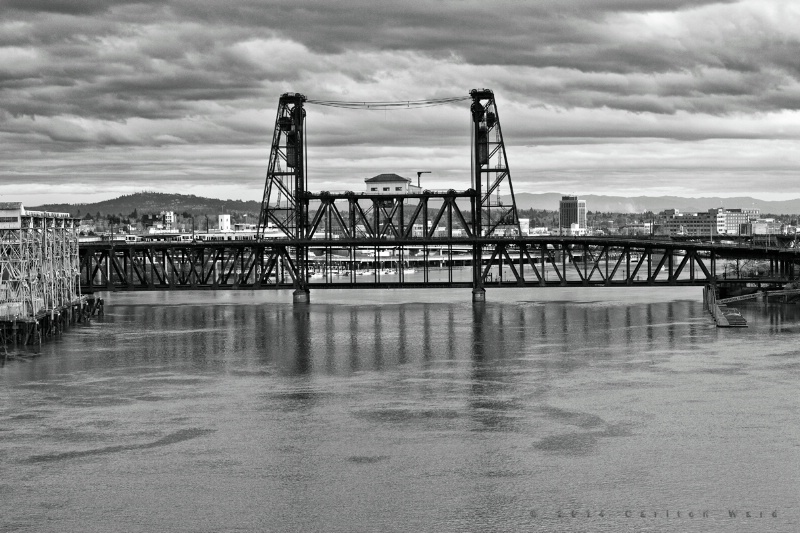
[257,92,309,301]
[257,92,307,241]
[258,88,520,303]
[470,89,519,238]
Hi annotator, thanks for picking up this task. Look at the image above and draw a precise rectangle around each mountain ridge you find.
[27,191,800,216]
[508,193,800,214]
[30,192,261,218]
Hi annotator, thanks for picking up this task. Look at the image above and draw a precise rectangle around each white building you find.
[566,222,587,236]
[620,222,653,236]
[751,219,782,235]
[711,208,759,235]
[159,210,175,230]
[365,173,422,194]
[218,214,231,232]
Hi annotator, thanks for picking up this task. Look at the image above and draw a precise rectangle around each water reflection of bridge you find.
[79,236,799,296]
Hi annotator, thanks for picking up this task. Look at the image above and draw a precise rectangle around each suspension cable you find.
[306,95,470,110]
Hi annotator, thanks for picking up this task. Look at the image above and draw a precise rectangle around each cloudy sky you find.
[2,0,799,206]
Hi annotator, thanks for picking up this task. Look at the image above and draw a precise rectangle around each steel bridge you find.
[78,89,800,300]
[78,237,799,293]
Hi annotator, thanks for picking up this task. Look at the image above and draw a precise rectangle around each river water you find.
[2,287,798,532]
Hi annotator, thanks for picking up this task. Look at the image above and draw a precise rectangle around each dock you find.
[714,304,748,327]
[704,285,748,328]
[1,203,99,361]
[1,296,105,360]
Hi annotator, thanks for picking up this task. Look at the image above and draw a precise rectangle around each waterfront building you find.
[663,207,760,237]
[365,173,422,195]
[559,195,586,236]
[751,219,782,235]
[140,213,161,230]
[619,222,653,236]
[159,210,175,230]
[663,210,716,237]
[713,208,759,235]
[218,214,231,232]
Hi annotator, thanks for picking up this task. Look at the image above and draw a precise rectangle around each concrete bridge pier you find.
[293,289,310,304]
[472,287,486,303]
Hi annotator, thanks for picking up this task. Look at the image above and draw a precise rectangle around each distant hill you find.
[509,193,800,215]
[31,192,262,218]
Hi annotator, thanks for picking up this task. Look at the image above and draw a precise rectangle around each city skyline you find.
[2,1,800,206]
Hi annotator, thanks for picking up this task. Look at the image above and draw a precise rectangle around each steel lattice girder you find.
[303,192,476,240]
[79,243,300,290]
[79,238,800,291]
[1,214,80,319]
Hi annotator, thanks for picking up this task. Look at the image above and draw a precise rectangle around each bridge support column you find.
[293,289,310,304]
[472,287,486,303]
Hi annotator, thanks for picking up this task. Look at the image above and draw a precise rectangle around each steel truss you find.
[101,89,794,297]
[78,238,799,292]
[1,209,81,319]
[256,88,526,299]
[258,93,306,240]
[80,242,299,290]
[305,191,475,240]
[470,89,520,238]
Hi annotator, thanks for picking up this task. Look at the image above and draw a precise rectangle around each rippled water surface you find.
[2,288,799,532]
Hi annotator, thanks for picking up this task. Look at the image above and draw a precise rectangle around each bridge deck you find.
[78,237,799,292]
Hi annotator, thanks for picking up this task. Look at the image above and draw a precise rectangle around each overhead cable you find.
[306,95,470,110]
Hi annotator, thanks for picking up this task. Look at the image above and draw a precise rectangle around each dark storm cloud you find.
[160,0,743,74]
[170,0,744,67]
[3,0,798,124]
[0,0,159,15]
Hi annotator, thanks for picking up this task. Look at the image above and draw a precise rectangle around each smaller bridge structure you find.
[718,288,800,304]
[1,203,93,349]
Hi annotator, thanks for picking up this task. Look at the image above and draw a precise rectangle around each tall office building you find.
[559,195,586,235]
